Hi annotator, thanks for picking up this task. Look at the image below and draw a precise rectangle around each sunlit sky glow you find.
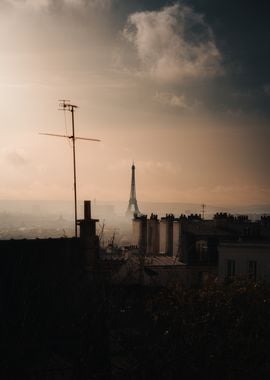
[0,0,269,207]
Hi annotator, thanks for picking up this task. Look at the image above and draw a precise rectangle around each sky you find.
[0,0,269,208]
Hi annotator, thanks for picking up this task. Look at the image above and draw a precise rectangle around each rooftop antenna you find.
[40,100,100,238]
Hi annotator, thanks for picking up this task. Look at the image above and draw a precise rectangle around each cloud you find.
[108,159,180,176]
[138,160,181,175]
[154,92,189,108]
[5,0,112,10]
[122,2,222,83]
[263,84,270,96]
[3,149,28,167]
[209,185,270,205]
[6,0,50,10]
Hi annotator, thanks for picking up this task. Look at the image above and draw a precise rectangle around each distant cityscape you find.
[0,162,269,285]
[0,198,269,240]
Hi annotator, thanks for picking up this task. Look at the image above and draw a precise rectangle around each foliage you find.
[111,280,270,379]
[2,260,270,379]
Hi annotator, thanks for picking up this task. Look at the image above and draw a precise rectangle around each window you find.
[196,240,207,261]
[248,260,257,280]
[227,260,236,277]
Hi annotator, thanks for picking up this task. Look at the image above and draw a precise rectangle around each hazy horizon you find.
[0,198,269,216]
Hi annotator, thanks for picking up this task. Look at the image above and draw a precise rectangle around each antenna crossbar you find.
[39,132,100,142]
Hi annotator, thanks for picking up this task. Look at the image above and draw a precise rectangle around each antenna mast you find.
[59,100,78,237]
[40,100,100,238]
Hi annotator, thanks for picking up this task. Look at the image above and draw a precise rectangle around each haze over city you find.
[0,0,269,208]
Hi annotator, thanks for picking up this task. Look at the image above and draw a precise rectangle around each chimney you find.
[84,200,91,220]
[77,200,99,269]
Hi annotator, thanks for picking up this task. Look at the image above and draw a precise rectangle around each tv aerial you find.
[40,100,101,237]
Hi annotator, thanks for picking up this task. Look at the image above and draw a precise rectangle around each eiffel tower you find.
[126,162,140,216]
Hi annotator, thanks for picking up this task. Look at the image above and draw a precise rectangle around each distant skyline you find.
[0,0,269,207]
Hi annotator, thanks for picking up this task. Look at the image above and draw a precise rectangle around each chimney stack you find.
[84,200,91,220]
[77,200,99,269]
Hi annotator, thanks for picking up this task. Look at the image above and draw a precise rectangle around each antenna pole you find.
[59,100,79,238]
[40,100,100,239]
[71,106,78,237]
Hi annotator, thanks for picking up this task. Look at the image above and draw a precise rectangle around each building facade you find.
[218,243,270,282]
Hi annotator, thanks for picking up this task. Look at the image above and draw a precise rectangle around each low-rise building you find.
[131,212,270,285]
[218,242,270,282]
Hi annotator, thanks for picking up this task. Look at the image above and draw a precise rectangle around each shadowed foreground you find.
[1,244,270,379]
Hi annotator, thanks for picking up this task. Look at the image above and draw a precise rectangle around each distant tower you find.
[126,163,140,216]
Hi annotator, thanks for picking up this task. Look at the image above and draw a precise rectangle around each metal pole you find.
[41,100,100,239]
[71,106,78,238]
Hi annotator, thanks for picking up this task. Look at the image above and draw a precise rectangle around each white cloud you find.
[123,3,222,83]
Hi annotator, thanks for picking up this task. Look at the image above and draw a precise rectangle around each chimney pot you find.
[84,200,91,219]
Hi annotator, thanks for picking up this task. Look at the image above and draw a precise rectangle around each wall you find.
[218,243,270,281]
